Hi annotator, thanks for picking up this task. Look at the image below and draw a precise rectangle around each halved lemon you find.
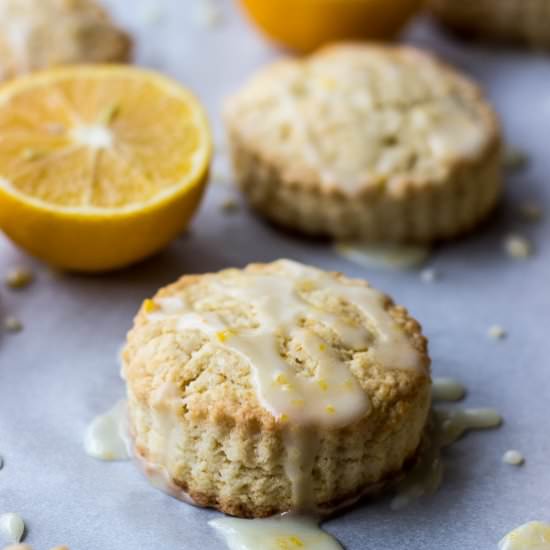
[0,65,212,272]
[241,0,421,53]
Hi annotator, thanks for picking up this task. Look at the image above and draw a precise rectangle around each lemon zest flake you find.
[143,299,158,313]
[217,329,235,342]
[275,535,305,549]
[275,372,289,385]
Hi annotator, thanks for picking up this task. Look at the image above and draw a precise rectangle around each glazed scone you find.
[123,259,431,518]
[0,0,132,81]
[428,0,550,49]
[224,44,502,242]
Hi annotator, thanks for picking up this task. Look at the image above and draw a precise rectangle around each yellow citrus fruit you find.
[0,65,211,272]
[241,0,421,53]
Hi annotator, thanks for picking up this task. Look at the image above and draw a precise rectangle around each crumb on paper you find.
[220,198,239,213]
[193,0,224,28]
[420,268,439,283]
[502,449,524,466]
[504,234,533,259]
[3,316,23,333]
[519,201,543,222]
[0,455,3,469]
[488,325,507,340]
[5,267,33,289]
[504,147,528,171]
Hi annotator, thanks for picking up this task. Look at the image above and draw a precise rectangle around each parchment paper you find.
[1,1,549,548]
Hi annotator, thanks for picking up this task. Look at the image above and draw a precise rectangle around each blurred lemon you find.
[241,0,421,53]
[0,65,212,272]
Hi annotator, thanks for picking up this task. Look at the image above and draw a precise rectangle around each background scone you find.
[123,259,431,518]
[0,0,132,81]
[224,44,502,242]
[428,0,550,49]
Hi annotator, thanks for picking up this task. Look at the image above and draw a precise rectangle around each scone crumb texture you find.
[504,234,533,259]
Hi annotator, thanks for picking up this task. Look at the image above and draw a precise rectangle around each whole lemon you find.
[240,0,421,53]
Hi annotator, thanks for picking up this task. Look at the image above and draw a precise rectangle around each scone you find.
[428,0,550,49]
[0,0,132,81]
[224,44,502,242]
[123,259,431,518]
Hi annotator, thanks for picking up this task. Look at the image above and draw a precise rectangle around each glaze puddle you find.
[391,379,501,510]
[391,407,501,510]
[431,377,466,401]
[499,521,550,549]
[84,400,130,461]
[209,514,343,550]
[0,512,25,543]
[334,242,431,270]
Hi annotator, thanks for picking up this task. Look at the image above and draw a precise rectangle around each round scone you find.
[123,259,431,518]
[0,0,132,81]
[428,0,550,49]
[224,44,502,242]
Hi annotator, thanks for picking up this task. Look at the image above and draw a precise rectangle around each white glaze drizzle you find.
[499,521,550,550]
[391,407,502,510]
[431,377,466,402]
[151,260,420,426]
[209,514,343,550]
[334,242,431,270]
[132,443,197,506]
[84,400,130,461]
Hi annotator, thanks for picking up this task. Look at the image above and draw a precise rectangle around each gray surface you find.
[1,1,550,548]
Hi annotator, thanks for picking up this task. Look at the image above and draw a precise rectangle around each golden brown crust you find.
[224,43,503,242]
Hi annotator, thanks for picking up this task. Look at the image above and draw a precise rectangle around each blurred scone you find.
[123,259,431,518]
[224,44,502,242]
[428,0,550,49]
[0,0,132,81]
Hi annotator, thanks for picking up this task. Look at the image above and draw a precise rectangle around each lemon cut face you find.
[0,65,212,271]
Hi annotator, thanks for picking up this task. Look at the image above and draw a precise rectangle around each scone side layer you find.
[227,127,502,241]
[127,379,430,517]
